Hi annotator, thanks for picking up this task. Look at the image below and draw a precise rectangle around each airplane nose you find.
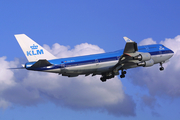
[171,50,174,54]
[170,50,174,57]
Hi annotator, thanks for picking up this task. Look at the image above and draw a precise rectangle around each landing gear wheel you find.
[120,70,126,78]
[100,77,106,82]
[160,67,164,71]
[120,74,125,78]
[159,62,164,71]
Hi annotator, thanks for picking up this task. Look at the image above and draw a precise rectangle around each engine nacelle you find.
[133,53,151,61]
[137,59,154,67]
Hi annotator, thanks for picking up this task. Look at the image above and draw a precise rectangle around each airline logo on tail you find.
[27,44,44,56]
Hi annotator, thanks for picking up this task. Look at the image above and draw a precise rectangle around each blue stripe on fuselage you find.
[26,44,173,71]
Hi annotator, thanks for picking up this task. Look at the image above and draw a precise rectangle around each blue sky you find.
[1,0,180,120]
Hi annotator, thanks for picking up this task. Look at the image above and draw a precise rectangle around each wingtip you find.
[14,34,28,38]
[123,36,134,43]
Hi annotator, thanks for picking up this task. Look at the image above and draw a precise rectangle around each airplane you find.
[14,34,174,82]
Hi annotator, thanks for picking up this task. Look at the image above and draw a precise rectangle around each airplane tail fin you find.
[14,34,57,62]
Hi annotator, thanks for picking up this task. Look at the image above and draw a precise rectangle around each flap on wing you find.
[30,59,52,68]
[123,37,134,43]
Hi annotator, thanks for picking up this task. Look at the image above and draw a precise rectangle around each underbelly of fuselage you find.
[43,60,118,75]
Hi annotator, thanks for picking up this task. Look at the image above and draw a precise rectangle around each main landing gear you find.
[120,70,126,78]
[100,70,127,82]
[100,72,115,82]
[100,77,106,82]
[159,62,164,71]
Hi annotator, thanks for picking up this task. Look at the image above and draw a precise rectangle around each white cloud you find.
[160,35,180,54]
[139,38,157,46]
[43,43,105,58]
[0,57,16,91]
[0,43,135,117]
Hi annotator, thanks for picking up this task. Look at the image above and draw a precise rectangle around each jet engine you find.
[137,59,154,67]
[133,53,151,61]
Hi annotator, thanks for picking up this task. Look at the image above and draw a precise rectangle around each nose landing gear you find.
[159,62,164,71]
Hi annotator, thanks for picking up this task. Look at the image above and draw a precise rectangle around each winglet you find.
[123,37,134,43]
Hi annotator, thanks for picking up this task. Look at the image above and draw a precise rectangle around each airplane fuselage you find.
[25,44,174,77]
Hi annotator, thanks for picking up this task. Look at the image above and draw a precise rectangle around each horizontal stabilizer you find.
[30,59,52,68]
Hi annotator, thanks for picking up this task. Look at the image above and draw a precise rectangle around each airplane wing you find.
[113,37,146,72]
[123,37,138,53]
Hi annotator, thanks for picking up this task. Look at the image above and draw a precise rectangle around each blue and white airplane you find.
[15,34,174,82]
